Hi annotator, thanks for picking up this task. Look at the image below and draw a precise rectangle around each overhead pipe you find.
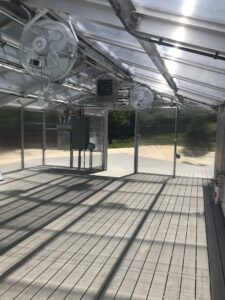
[44,9,133,80]
[108,0,225,62]
[0,5,133,83]
[108,0,182,103]
[0,6,25,25]
[0,87,67,105]
[0,56,95,95]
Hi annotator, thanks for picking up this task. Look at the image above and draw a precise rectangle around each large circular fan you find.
[20,19,78,81]
[130,86,154,109]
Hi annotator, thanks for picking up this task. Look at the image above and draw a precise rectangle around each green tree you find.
[108,111,134,144]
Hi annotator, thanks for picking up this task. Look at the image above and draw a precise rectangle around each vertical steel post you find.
[42,110,46,166]
[173,107,178,178]
[78,150,81,169]
[89,150,93,169]
[103,109,108,171]
[70,131,73,168]
[83,150,86,169]
[134,109,139,174]
[21,107,25,169]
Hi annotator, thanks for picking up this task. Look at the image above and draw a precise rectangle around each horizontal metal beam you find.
[136,7,225,56]
[22,0,119,27]
[22,0,225,59]
[0,81,41,106]
[82,30,225,76]
[81,30,225,100]
[49,10,132,80]
[117,57,225,95]
[78,36,132,80]
[0,19,15,31]
[0,5,25,25]
[138,39,177,91]
[177,88,222,106]
[1,4,132,81]
[7,0,225,108]
[108,0,179,97]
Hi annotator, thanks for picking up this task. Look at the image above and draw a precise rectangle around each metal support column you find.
[173,107,178,178]
[78,150,82,169]
[21,107,24,169]
[134,109,139,174]
[103,109,108,171]
[42,110,46,166]
[70,131,73,168]
[89,150,93,169]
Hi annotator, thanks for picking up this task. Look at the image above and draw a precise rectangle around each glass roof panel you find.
[131,66,173,94]
[133,0,225,24]
[97,43,158,71]
[176,78,225,101]
[158,45,225,71]
[169,62,225,91]
[73,19,139,48]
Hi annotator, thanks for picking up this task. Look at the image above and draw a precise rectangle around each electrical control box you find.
[71,117,90,150]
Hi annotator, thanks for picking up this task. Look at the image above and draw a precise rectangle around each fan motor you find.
[32,36,48,56]
[20,19,78,81]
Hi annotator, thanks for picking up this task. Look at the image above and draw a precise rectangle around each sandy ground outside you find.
[108,145,215,166]
[0,146,215,166]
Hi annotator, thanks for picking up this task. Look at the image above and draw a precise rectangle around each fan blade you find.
[21,19,77,81]
[47,49,59,69]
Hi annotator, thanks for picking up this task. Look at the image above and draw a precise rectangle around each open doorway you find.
[176,104,216,178]
[138,108,176,176]
[99,110,135,177]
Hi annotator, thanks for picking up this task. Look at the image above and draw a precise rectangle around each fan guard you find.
[37,86,56,109]
[20,19,78,82]
[130,86,154,109]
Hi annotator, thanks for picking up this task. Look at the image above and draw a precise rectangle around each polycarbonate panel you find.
[133,0,225,24]
[24,110,42,168]
[138,108,175,175]
[0,108,21,173]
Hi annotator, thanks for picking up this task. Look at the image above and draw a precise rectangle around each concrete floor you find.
[0,168,216,299]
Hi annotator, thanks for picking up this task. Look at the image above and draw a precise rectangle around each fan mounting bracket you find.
[30,8,48,25]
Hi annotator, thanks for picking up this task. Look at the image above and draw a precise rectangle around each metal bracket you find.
[29,8,48,25]
[109,0,180,102]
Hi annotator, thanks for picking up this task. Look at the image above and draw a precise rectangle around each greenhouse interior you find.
[0,0,225,299]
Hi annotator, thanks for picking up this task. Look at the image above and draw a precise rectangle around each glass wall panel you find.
[44,109,105,171]
[104,110,135,177]
[45,111,70,167]
[0,108,21,173]
[83,109,105,170]
[138,108,175,175]
[24,110,43,168]
[176,104,216,178]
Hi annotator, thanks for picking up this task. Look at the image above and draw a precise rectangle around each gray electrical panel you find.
[71,117,90,150]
